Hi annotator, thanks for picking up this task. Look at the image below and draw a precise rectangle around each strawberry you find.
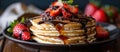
[84,3,98,16]
[49,6,61,17]
[61,8,72,18]
[43,1,63,17]
[51,1,63,7]
[13,23,28,38]
[22,31,31,40]
[13,23,30,40]
[96,25,109,38]
[63,4,79,14]
[92,9,108,22]
[42,0,78,18]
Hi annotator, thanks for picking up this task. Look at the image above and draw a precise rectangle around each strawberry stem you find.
[58,0,73,5]
[66,0,73,4]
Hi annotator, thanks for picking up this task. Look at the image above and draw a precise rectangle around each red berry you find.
[13,23,30,40]
[44,1,63,17]
[51,1,63,7]
[96,26,109,38]
[13,29,22,39]
[22,31,31,40]
[50,8,61,17]
[84,3,98,16]
[92,9,108,22]
[13,23,28,38]
[63,4,79,14]
[61,8,72,18]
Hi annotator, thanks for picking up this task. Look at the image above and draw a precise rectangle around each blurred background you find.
[0,0,120,32]
[0,0,120,11]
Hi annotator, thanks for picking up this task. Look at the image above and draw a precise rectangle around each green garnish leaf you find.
[7,28,13,33]
[58,0,73,5]
[66,0,73,4]
[7,17,25,33]
[7,20,19,33]
[20,17,25,23]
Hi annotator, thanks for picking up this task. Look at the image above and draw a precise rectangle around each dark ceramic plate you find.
[3,22,120,50]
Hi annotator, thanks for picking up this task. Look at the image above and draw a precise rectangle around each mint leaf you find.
[67,0,73,4]
[7,28,13,33]
[7,17,25,33]
[7,20,19,33]
[58,0,73,5]
[20,17,25,23]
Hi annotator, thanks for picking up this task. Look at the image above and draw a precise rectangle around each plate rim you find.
[2,22,120,47]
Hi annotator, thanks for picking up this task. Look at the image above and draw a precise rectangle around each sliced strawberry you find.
[96,25,109,38]
[69,6,79,14]
[22,31,31,40]
[92,9,108,22]
[43,7,61,17]
[84,3,98,16]
[43,1,63,17]
[51,1,63,7]
[63,4,79,14]
[61,8,72,18]
[49,6,61,17]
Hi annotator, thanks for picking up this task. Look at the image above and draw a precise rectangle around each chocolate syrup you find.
[37,21,44,24]
[51,21,67,25]
[78,18,91,43]
[51,6,59,10]
[29,17,37,20]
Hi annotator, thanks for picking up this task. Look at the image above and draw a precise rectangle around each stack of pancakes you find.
[30,16,96,44]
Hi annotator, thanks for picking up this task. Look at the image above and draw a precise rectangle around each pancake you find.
[30,15,97,44]
[61,30,85,36]
[32,34,86,44]
[32,36,64,44]
[31,26,85,36]
[30,26,60,36]
[63,22,82,30]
